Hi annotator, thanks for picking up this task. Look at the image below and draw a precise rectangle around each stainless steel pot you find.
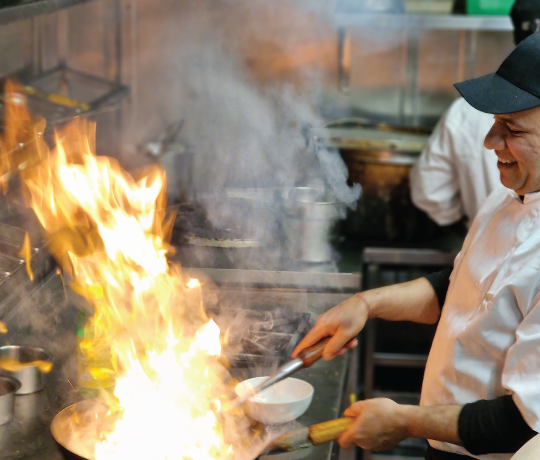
[0,375,20,425]
[0,346,50,394]
[284,187,344,263]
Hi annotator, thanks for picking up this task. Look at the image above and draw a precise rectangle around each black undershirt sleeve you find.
[458,396,537,455]
[424,268,452,309]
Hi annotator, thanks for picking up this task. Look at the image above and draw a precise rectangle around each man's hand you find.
[339,400,462,451]
[292,277,441,361]
[339,399,409,451]
[292,293,368,360]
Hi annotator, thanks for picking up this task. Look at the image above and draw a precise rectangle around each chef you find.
[410,0,540,228]
[293,32,540,460]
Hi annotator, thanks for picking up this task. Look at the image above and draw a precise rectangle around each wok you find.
[51,399,317,460]
[51,399,115,460]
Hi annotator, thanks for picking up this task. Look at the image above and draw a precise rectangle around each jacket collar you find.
[509,189,540,204]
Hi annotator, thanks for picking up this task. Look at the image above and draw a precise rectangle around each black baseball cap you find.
[455,31,540,114]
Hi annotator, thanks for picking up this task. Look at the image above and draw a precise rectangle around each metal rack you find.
[0,0,133,152]
[0,0,97,26]
[334,12,513,31]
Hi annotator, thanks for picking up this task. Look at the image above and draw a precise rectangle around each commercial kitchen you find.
[0,1,537,460]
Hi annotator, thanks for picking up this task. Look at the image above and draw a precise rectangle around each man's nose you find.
[484,123,506,151]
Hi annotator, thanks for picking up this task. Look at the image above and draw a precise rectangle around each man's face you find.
[484,106,540,194]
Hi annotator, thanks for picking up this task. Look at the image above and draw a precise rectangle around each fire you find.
[1,84,256,460]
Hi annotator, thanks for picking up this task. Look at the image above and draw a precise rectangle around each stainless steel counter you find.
[1,351,350,460]
[0,262,359,460]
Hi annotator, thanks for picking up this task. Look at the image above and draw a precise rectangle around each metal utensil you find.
[0,375,21,426]
[234,337,330,406]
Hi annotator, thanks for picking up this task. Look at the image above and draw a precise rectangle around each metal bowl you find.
[0,375,21,425]
[0,346,50,394]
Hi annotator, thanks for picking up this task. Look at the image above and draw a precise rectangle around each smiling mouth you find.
[498,158,517,164]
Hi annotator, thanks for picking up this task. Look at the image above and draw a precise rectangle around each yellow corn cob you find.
[309,417,353,445]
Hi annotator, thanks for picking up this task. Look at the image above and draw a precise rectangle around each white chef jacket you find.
[411,98,500,227]
[421,186,540,459]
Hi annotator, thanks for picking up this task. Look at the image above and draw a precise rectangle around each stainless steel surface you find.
[0,375,20,426]
[334,12,513,31]
[0,255,357,460]
[0,346,50,394]
[185,268,361,291]
[373,352,428,368]
[0,0,98,26]
[338,347,358,460]
[312,126,428,159]
[363,247,458,266]
[234,354,350,460]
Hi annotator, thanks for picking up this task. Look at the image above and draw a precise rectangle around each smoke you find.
[131,0,360,269]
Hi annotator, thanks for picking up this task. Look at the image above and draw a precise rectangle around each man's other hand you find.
[339,399,409,451]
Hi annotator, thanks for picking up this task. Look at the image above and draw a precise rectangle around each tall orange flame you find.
[1,83,255,460]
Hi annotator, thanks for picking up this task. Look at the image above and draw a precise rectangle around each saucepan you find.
[0,375,20,425]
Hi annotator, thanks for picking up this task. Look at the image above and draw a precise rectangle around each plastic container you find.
[466,0,514,15]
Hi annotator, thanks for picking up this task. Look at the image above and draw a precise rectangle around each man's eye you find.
[509,129,523,135]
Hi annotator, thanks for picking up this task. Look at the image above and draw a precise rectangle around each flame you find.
[1,83,256,460]
[19,232,34,281]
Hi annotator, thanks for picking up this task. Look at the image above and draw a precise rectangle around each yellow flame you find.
[0,322,7,334]
[0,84,255,460]
[19,232,34,281]
[0,357,52,373]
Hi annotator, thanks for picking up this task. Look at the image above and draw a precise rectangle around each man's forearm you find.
[361,277,441,325]
[401,404,462,445]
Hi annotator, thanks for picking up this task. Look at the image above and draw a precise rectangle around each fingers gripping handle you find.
[298,337,331,367]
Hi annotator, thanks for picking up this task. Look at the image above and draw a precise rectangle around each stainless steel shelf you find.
[0,0,96,26]
[363,247,457,266]
[373,352,428,368]
[334,12,513,31]
[185,267,361,291]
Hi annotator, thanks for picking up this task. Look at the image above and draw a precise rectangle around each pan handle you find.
[298,337,331,368]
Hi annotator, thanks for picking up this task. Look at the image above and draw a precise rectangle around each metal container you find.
[0,375,20,425]
[0,346,50,394]
[284,187,344,263]
[311,122,441,242]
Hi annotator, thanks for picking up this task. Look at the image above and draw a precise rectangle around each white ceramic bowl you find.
[235,377,314,425]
